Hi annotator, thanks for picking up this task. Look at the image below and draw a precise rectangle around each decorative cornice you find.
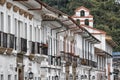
[13,5,19,12]
[0,0,6,5]
[24,11,29,18]
[29,14,33,20]
[19,9,24,15]
[6,2,13,10]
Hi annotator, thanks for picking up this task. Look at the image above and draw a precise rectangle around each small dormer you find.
[72,6,93,27]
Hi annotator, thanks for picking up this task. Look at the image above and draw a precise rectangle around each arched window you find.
[76,19,80,25]
[85,19,89,26]
[80,10,85,16]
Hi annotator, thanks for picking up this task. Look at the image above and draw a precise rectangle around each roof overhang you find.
[105,35,118,48]
[15,0,100,43]
[95,47,112,57]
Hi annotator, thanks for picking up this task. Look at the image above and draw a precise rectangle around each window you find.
[51,56,55,65]
[8,75,11,80]
[76,19,80,25]
[85,19,89,26]
[35,77,37,80]
[21,38,27,52]
[25,23,27,39]
[37,42,40,53]
[29,41,35,54]
[8,15,11,33]
[38,77,41,80]
[0,12,4,31]
[38,28,40,42]
[30,25,32,41]
[18,21,21,38]
[14,75,17,80]
[56,57,61,66]
[3,33,7,48]
[80,10,85,16]
[9,34,14,48]
[14,37,17,50]
[1,74,4,80]
[14,18,17,36]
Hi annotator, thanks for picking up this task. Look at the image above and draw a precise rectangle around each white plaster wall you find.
[105,42,113,55]
[76,34,83,57]
[0,0,43,80]
[0,55,17,80]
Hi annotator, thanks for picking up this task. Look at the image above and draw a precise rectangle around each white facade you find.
[72,6,116,80]
[0,1,116,80]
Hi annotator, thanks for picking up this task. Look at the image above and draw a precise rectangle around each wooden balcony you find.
[56,56,61,66]
[6,34,15,54]
[21,38,27,52]
[36,42,40,54]
[64,52,73,66]
[92,61,97,68]
[40,43,48,55]
[80,58,97,68]
[0,32,6,54]
[29,41,35,54]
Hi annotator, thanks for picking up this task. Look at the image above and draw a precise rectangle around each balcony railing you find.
[0,32,7,54]
[56,56,61,66]
[36,42,40,53]
[29,41,35,54]
[8,34,14,48]
[21,38,27,52]
[3,32,7,48]
[80,58,97,68]
[40,43,48,55]
[6,34,15,54]
[92,61,97,68]
[0,32,16,54]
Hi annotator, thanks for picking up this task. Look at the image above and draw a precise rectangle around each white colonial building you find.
[72,6,117,80]
[0,0,116,80]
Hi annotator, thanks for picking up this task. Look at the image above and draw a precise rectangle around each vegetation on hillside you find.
[41,0,120,51]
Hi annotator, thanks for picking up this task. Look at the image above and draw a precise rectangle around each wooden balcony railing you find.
[0,32,16,54]
[6,34,15,54]
[0,32,7,54]
[56,56,61,66]
[9,34,14,48]
[40,43,48,55]
[80,58,97,68]
[36,42,40,53]
[21,38,27,52]
[29,41,35,54]
[3,32,7,48]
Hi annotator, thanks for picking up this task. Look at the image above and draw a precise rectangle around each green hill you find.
[41,0,120,51]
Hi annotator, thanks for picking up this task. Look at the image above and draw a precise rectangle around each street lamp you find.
[29,72,33,80]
